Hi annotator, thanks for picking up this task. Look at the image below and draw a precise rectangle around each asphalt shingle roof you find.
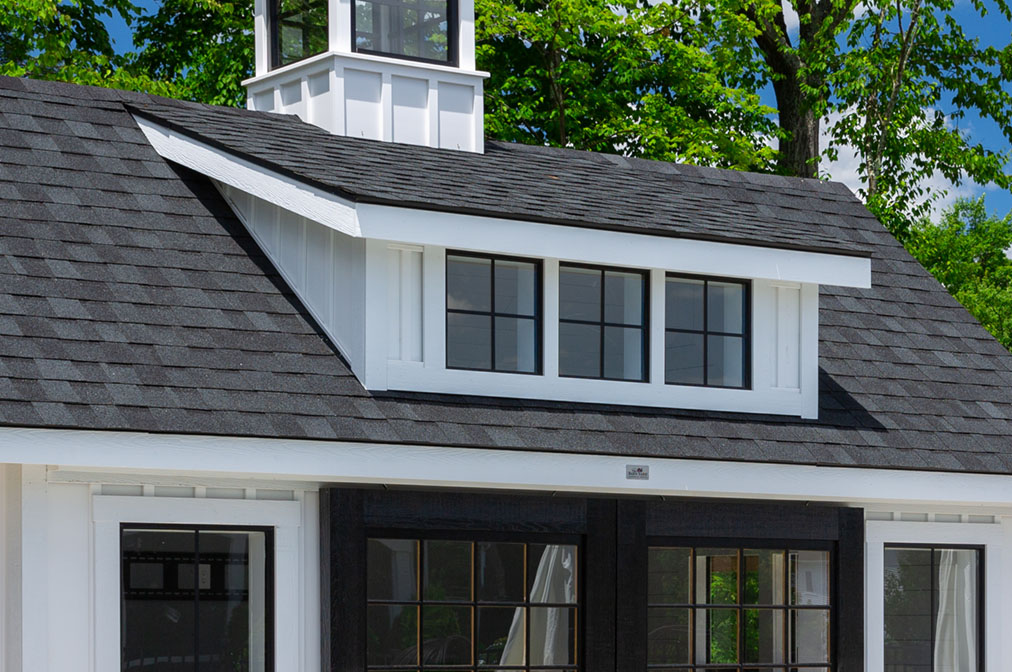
[3,76,1012,474]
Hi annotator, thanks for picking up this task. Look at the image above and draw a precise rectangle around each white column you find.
[865,539,885,672]
[20,464,47,672]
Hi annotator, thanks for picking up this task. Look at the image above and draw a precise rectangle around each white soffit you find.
[357,204,873,288]
[134,115,359,237]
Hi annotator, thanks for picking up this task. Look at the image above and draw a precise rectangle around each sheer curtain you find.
[499,545,576,665]
[933,549,978,672]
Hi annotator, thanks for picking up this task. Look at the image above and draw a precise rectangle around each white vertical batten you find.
[543,259,560,378]
[649,269,665,385]
[800,283,820,419]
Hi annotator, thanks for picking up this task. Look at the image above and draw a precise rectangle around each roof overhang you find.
[136,115,872,288]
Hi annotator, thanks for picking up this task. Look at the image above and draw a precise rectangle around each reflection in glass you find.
[699,549,738,604]
[665,276,748,388]
[424,540,471,601]
[355,0,452,62]
[744,549,786,605]
[447,312,491,370]
[604,271,643,325]
[603,325,643,380]
[648,607,690,664]
[559,321,600,378]
[707,334,744,388]
[476,542,525,602]
[528,544,578,604]
[791,609,830,663]
[665,277,704,331]
[791,550,830,606]
[422,605,472,664]
[701,608,739,664]
[368,538,418,601]
[495,260,537,316]
[495,317,537,373]
[477,607,521,665]
[560,267,602,321]
[648,547,691,604]
[447,255,491,312]
[368,604,418,665]
[744,609,785,664]
[274,0,328,67]
[707,281,744,333]
[666,331,704,385]
[529,607,577,665]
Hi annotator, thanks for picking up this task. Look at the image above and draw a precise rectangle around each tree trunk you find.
[772,73,820,179]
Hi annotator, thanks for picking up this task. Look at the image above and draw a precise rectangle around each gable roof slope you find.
[2,75,1012,474]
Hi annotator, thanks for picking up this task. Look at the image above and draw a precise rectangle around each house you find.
[1,0,1011,670]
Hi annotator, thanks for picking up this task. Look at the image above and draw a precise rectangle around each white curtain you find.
[933,549,978,672]
[499,545,576,665]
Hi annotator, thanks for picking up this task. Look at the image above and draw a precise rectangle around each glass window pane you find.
[276,0,329,67]
[708,281,745,334]
[603,325,644,381]
[478,606,523,665]
[791,609,830,663]
[666,278,704,330]
[495,316,537,373]
[707,334,745,388]
[648,607,691,664]
[477,542,525,602]
[744,609,785,664]
[559,267,601,321]
[745,549,786,605]
[368,538,418,601]
[933,548,979,672]
[699,549,738,604]
[446,255,491,312]
[355,0,451,62]
[447,312,491,370]
[495,259,537,316]
[604,270,644,325]
[529,607,576,665]
[648,547,692,604]
[528,544,578,604]
[368,604,419,665]
[882,547,936,672]
[791,550,830,606]
[424,540,471,601]
[559,322,600,378]
[422,605,471,665]
[665,331,704,385]
[702,608,739,664]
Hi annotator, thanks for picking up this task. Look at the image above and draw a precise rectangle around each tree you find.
[475,0,780,170]
[907,197,1012,350]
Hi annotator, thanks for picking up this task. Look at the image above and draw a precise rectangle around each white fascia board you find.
[134,115,360,238]
[357,203,872,288]
[5,427,1012,508]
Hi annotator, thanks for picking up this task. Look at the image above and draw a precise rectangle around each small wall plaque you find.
[626,464,649,480]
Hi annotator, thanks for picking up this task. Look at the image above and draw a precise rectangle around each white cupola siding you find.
[245,0,487,151]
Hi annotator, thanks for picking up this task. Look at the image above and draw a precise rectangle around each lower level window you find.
[121,526,273,672]
[647,546,831,669]
[884,546,981,672]
[367,538,579,670]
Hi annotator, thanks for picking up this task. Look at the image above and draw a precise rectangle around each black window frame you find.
[119,522,276,672]
[558,262,650,382]
[883,543,985,672]
[350,0,459,66]
[665,273,751,390]
[445,250,543,375]
[268,0,330,70]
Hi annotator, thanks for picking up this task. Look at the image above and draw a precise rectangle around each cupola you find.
[245,0,487,151]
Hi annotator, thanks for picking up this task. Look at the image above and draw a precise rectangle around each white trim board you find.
[6,427,1012,508]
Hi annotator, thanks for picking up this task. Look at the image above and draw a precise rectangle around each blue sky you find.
[104,0,1012,218]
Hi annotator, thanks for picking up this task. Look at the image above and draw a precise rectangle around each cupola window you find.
[270,0,329,68]
[353,0,455,64]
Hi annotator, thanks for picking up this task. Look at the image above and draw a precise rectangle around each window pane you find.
[603,325,643,380]
[424,540,471,601]
[648,547,692,604]
[559,267,601,321]
[707,334,745,387]
[446,255,491,311]
[476,542,525,602]
[666,278,704,330]
[422,605,471,665]
[355,0,451,62]
[744,549,786,605]
[699,549,738,604]
[447,312,491,369]
[495,316,537,373]
[479,606,523,665]
[604,270,644,325]
[702,608,739,664]
[791,609,829,663]
[744,609,785,664]
[368,604,419,665]
[933,548,979,672]
[708,281,745,334]
[529,607,576,665]
[665,331,704,385]
[648,607,691,664]
[559,322,600,378]
[276,0,329,67]
[528,544,578,604]
[495,259,537,316]
[368,538,418,601]
[791,551,830,606]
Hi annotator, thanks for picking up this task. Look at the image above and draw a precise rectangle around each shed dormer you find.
[245,0,487,151]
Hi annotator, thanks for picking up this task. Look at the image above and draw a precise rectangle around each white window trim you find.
[92,495,305,672]
[865,519,1007,672]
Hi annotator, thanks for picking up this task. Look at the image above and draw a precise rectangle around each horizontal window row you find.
[446,253,750,389]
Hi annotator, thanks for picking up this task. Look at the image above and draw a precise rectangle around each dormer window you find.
[270,0,329,68]
[446,253,541,373]
[559,264,648,381]
[354,0,456,64]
